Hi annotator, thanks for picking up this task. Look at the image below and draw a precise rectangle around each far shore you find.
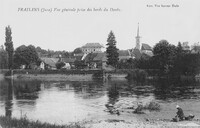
[4,73,127,81]
[7,74,95,81]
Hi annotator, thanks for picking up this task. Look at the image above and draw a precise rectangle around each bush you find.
[144,101,161,111]
[126,69,148,81]
[133,101,161,114]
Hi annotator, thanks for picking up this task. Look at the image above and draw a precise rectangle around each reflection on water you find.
[0,78,200,124]
[152,78,200,101]
[5,79,13,117]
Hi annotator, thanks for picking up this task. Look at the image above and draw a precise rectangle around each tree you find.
[56,62,66,69]
[172,42,185,75]
[13,45,40,69]
[74,60,87,69]
[152,40,176,74]
[0,46,8,69]
[73,48,83,55]
[176,42,183,55]
[63,51,70,58]
[4,26,14,69]
[106,31,119,68]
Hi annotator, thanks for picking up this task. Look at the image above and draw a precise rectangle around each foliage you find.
[36,46,72,58]
[117,58,136,69]
[106,31,119,68]
[126,69,148,82]
[92,70,104,80]
[145,101,161,111]
[4,26,14,69]
[56,61,66,69]
[134,101,161,114]
[131,40,200,77]
[176,54,200,76]
[152,40,177,75]
[73,48,83,55]
[0,116,84,128]
[134,53,154,69]
[0,48,8,69]
[13,45,40,69]
[74,60,87,69]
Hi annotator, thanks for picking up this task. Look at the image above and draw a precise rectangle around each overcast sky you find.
[0,0,200,51]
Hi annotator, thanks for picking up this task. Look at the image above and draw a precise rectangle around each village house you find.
[40,57,59,70]
[60,58,76,69]
[141,43,153,57]
[118,50,133,62]
[81,43,104,54]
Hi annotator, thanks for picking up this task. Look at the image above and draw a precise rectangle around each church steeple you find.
[135,23,141,49]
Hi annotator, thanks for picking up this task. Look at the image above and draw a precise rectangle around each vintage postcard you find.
[0,0,200,127]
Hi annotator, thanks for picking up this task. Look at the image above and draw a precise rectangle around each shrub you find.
[133,101,161,114]
[144,101,161,111]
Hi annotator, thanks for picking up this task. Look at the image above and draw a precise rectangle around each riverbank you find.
[12,74,94,81]
[86,119,200,128]
[4,69,129,81]
[1,116,200,128]
[0,116,84,128]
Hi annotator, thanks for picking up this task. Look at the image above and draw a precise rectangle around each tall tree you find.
[4,26,14,69]
[0,46,8,69]
[106,31,119,68]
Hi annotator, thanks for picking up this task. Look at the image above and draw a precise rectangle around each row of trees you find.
[117,40,200,77]
[36,46,84,58]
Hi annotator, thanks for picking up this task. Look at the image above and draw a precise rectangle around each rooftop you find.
[61,58,76,63]
[141,43,152,51]
[82,43,104,48]
[118,50,131,56]
[40,57,59,68]
[93,52,107,62]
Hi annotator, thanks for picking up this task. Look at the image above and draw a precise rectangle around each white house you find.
[81,43,104,54]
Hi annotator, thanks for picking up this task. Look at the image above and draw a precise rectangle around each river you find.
[0,78,200,124]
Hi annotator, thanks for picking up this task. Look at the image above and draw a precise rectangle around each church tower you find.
[135,23,141,49]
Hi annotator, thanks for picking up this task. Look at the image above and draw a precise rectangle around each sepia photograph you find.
[0,0,200,127]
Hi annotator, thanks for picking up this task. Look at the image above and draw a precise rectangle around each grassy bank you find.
[12,69,101,75]
[0,116,84,128]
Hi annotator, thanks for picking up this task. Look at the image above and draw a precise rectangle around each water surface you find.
[0,78,200,124]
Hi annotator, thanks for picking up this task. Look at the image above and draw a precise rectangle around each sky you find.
[0,0,200,51]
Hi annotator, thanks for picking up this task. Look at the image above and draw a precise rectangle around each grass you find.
[0,116,85,128]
